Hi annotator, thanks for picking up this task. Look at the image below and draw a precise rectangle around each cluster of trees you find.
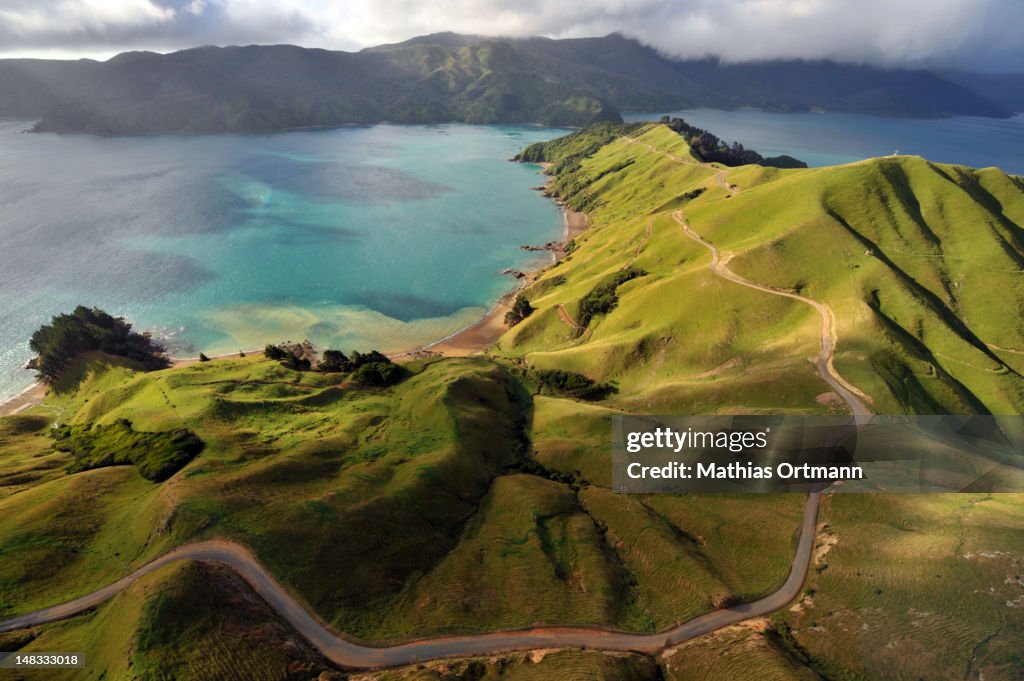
[54,418,203,482]
[29,306,169,384]
[660,117,807,169]
[504,294,534,327]
[534,369,614,401]
[578,267,646,329]
[263,344,405,387]
[263,344,311,371]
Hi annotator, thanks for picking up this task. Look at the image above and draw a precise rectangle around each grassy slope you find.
[3,124,1023,679]
[500,124,1024,415]
[0,355,530,633]
[784,493,1024,680]
[10,561,334,681]
[501,123,1024,679]
[0,349,804,655]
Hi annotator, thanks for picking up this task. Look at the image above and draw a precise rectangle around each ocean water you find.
[0,122,566,401]
[623,109,1024,174]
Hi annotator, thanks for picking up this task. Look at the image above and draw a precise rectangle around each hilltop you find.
[0,33,1014,134]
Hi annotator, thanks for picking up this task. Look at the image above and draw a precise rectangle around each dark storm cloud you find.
[0,0,1021,72]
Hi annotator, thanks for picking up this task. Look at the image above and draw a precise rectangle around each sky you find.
[0,0,1022,72]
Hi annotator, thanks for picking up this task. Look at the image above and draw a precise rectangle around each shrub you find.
[282,351,311,371]
[535,369,614,400]
[577,267,646,328]
[53,419,203,482]
[504,294,534,327]
[318,349,353,373]
[661,116,807,168]
[351,362,406,387]
[350,350,391,368]
[264,344,286,360]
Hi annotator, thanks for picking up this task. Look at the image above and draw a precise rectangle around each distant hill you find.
[938,70,1024,113]
[0,33,1015,134]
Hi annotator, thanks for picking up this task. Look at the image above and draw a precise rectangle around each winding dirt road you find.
[0,495,819,669]
[672,210,871,421]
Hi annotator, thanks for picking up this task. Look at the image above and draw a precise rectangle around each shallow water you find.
[623,109,1024,173]
[0,122,566,400]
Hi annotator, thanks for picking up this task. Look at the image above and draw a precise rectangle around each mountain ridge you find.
[0,33,1015,135]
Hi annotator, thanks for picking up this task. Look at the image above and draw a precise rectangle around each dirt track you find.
[0,494,820,669]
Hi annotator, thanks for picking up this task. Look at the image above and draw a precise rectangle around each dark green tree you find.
[351,362,406,387]
[350,350,391,368]
[29,306,168,384]
[504,294,534,327]
[263,344,286,360]
[318,349,353,373]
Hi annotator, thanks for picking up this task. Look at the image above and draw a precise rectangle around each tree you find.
[264,344,286,360]
[282,351,311,371]
[504,294,534,327]
[28,306,168,384]
[350,350,391,368]
[351,362,405,387]
[534,369,614,400]
[318,349,353,373]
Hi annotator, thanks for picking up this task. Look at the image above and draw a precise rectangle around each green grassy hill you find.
[2,125,1024,679]
[500,123,1024,416]
[0,349,805,679]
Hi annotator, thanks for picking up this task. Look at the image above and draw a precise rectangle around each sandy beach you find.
[0,382,48,417]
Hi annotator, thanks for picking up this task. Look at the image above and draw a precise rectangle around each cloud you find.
[0,0,1021,72]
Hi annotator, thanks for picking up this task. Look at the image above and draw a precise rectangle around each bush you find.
[318,349,353,373]
[53,419,203,482]
[350,350,391,368]
[535,369,614,400]
[263,344,286,360]
[282,351,311,371]
[29,306,168,384]
[504,294,534,327]
[577,267,646,328]
[351,362,406,387]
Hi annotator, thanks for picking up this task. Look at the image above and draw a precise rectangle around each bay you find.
[0,122,565,401]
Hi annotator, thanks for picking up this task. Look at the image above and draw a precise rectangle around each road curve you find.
[0,494,818,669]
[672,211,871,421]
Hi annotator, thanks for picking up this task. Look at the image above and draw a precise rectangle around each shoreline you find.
[1,171,585,416]
[397,169,585,359]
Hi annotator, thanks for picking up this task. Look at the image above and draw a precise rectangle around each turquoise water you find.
[623,109,1024,174]
[0,123,566,401]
